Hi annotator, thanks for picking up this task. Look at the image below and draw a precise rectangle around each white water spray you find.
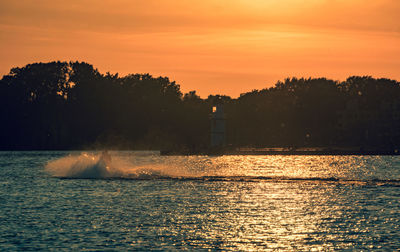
[45,152,176,179]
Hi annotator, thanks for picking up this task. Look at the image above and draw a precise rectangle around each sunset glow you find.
[1,0,399,97]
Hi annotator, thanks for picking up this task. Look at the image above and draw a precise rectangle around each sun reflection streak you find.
[194,180,363,250]
[152,155,400,250]
[195,155,394,181]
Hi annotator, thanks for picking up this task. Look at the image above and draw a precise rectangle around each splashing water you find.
[45,152,176,179]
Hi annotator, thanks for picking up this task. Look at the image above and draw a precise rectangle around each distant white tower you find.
[210,103,226,148]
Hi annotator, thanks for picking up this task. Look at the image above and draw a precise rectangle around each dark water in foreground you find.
[1,151,400,250]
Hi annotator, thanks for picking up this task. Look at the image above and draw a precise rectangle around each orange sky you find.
[0,0,399,97]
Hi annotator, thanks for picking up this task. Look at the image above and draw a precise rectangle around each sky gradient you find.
[1,0,399,97]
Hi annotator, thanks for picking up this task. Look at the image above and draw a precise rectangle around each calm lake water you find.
[1,151,399,251]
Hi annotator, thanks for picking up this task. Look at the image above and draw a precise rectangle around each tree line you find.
[1,61,399,150]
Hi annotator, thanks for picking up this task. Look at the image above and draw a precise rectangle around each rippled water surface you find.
[1,151,400,250]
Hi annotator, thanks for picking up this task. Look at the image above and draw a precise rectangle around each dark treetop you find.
[1,61,400,151]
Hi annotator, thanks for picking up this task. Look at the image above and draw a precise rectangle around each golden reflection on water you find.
[3,152,399,250]
[47,153,398,250]
[199,155,391,181]
[171,155,398,250]
[200,181,353,250]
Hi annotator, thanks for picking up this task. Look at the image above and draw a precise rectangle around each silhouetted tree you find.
[1,61,399,150]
